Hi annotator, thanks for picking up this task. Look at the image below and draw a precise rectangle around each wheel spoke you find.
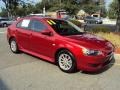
[11,41,17,52]
[59,54,73,71]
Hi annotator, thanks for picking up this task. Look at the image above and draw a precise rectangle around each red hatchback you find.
[7,16,114,73]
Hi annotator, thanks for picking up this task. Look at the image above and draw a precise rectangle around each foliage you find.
[0,8,8,17]
[108,0,118,19]
[90,26,111,33]
[95,32,120,48]
[82,4,100,15]
[1,0,22,17]
[116,0,120,32]
[108,0,120,32]
[0,0,107,17]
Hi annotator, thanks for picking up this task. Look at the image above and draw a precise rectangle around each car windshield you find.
[47,19,84,36]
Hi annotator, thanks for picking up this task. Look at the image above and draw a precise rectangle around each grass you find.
[94,32,120,48]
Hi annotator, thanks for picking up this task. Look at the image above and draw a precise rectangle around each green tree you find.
[0,8,8,17]
[15,3,35,16]
[108,0,118,19]
[38,0,102,15]
[116,0,120,32]
[1,0,26,17]
[1,0,18,17]
[108,0,120,32]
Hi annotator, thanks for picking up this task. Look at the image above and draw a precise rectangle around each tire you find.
[10,38,19,53]
[96,21,98,24]
[57,50,76,73]
[3,23,7,27]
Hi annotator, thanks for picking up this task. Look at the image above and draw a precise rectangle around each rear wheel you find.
[57,50,76,73]
[10,38,19,53]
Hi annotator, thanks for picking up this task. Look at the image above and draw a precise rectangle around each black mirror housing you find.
[41,31,53,36]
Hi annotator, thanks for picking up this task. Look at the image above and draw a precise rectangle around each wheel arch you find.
[55,48,77,73]
[9,36,16,44]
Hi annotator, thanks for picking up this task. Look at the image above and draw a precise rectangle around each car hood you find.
[65,33,113,51]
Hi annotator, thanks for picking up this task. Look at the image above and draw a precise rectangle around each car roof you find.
[22,16,65,21]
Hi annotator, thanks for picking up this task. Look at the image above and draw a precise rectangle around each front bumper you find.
[77,52,114,72]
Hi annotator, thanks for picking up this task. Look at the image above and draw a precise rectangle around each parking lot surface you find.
[0,28,120,90]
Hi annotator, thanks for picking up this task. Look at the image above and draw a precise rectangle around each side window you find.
[16,19,31,29]
[16,21,22,28]
[30,20,47,32]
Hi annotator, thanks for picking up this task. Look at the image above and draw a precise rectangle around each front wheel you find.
[57,50,76,73]
[10,38,19,53]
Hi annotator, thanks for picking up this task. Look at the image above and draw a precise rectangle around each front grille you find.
[103,55,113,66]
[107,51,112,56]
[88,63,100,67]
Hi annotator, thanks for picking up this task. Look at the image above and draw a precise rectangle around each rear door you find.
[16,19,32,50]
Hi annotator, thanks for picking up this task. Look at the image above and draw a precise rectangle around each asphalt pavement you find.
[0,28,120,90]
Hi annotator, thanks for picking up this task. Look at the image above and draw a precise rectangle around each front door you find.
[29,19,55,60]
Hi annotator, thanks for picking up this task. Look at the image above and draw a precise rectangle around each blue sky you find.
[0,0,113,11]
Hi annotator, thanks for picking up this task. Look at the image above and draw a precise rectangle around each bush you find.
[90,26,111,33]
[69,20,82,27]
[95,32,120,48]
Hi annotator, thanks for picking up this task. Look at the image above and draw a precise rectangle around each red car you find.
[7,16,114,73]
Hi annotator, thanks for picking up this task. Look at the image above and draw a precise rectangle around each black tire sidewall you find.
[3,23,7,27]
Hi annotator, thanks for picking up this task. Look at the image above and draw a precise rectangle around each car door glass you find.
[30,20,47,32]
[21,19,30,28]
[16,19,31,29]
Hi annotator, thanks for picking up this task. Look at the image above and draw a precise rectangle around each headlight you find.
[82,48,103,56]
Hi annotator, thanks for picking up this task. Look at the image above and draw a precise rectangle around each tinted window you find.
[47,19,83,36]
[16,21,22,28]
[30,20,46,32]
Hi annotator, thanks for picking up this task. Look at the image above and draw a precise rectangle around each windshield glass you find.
[47,19,84,36]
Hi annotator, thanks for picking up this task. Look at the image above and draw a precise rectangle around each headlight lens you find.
[82,48,103,56]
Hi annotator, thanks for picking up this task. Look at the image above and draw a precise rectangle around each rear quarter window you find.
[16,19,31,29]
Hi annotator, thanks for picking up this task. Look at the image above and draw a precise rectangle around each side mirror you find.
[41,31,53,36]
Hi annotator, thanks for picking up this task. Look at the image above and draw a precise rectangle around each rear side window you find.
[30,20,47,32]
[16,19,31,29]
